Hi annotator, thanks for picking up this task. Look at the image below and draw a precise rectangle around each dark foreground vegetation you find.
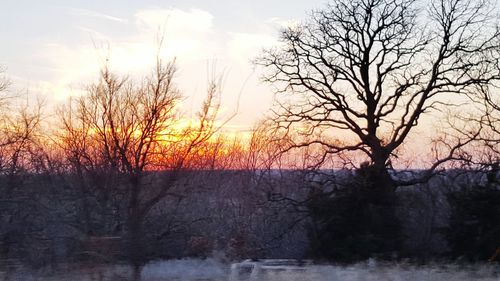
[0,168,498,268]
[1,0,500,279]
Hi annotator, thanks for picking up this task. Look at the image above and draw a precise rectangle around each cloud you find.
[266,17,300,29]
[75,26,110,41]
[35,8,217,100]
[67,7,127,23]
[30,7,280,129]
[34,43,102,100]
[133,8,216,61]
[135,8,213,34]
[226,32,278,65]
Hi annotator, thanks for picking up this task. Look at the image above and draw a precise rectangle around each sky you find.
[0,0,328,133]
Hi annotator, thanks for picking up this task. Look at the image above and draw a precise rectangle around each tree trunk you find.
[127,175,145,274]
[131,263,142,281]
[127,213,144,280]
[366,147,396,198]
[356,149,401,258]
[76,166,92,235]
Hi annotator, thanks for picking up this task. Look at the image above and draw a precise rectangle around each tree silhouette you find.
[58,57,222,277]
[259,0,500,260]
[259,0,500,187]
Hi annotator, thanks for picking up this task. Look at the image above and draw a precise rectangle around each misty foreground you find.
[1,259,499,281]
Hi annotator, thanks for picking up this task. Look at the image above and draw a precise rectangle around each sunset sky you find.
[0,0,327,133]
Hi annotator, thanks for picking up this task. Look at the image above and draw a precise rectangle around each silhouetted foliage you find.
[307,166,402,262]
[446,180,500,261]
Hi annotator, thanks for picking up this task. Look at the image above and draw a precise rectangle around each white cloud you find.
[266,17,300,29]
[75,26,110,41]
[35,8,218,100]
[135,8,213,34]
[226,32,278,65]
[31,7,282,129]
[133,8,216,61]
[35,43,102,100]
[67,7,127,23]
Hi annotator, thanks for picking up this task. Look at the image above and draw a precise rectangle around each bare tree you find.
[471,84,500,175]
[0,68,45,182]
[258,0,500,189]
[0,67,9,95]
[0,67,13,148]
[432,76,499,181]
[0,71,53,268]
[58,56,223,278]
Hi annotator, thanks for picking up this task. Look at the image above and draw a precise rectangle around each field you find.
[1,259,499,281]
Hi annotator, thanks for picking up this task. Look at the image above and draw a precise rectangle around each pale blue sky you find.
[0,0,327,131]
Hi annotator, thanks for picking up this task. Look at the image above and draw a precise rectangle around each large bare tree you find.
[259,0,500,189]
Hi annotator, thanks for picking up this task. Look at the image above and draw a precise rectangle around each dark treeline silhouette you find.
[0,0,499,279]
[0,166,498,268]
